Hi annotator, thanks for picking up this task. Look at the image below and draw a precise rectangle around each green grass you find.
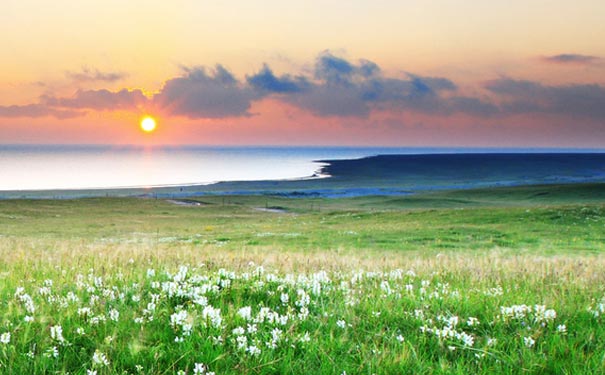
[1,184,605,374]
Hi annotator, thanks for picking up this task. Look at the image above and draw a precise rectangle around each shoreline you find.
[2,152,605,199]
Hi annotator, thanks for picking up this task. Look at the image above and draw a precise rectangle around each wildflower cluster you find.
[0,262,586,374]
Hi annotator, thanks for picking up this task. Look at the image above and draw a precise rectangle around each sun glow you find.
[140,116,157,133]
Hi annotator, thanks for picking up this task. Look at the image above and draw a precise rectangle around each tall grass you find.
[2,194,605,373]
[1,241,605,374]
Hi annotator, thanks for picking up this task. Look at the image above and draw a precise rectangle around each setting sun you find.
[140,116,157,133]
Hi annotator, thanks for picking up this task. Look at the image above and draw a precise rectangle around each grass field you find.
[1,184,605,374]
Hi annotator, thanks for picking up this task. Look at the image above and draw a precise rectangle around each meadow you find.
[1,183,605,374]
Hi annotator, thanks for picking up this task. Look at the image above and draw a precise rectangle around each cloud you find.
[485,78,605,119]
[42,89,147,111]
[289,84,373,117]
[447,96,500,117]
[275,51,459,117]
[158,53,459,118]
[540,54,600,65]
[0,104,82,119]
[0,88,144,118]
[66,67,128,82]
[246,64,310,93]
[314,51,357,84]
[2,51,604,123]
[154,65,259,118]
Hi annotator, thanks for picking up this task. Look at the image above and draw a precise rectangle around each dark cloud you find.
[485,78,605,119]
[540,54,600,65]
[358,59,380,77]
[0,104,82,119]
[66,67,128,82]
[447,96,500,117]
[42,89,147,111]
[408,74,457,92]
[284,53,457,117]
[246,64,310,93]
[484,78,544,96]
[291,85,372,117]
[154,65,259,118]
[314,51,356,84]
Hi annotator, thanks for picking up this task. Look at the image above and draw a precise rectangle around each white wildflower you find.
[182,323,193,336]
[523,336,535,348]
[109,309,119,322]
[295,289,310,307]
[299,332,311,343]
[193,296,208,306]
[92,350,110,366]
[446,316,459,328]
[193,363,207,374]
[280,293,289,305]
[44,346,59,358]
[396,334,404,343]
[170,310,188,328]
[380,280,392,295]
[557,324,567,333]
[78,307,92,317]
[247,345,261,356]
[459,332,474,347]
[534,305,557,324]
[0,332,10,344]
[236,335,248,350]
[201,305,222,328]
[268,327,282,348]
[298,306,309,321]
[238,306,252,321]
[90,315,106,325]
[50,325,65,343]
[247,324,258,334]
[500,304,532,320]
[336,319,346,329]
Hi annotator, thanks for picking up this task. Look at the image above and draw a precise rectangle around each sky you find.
[1,0,604,147]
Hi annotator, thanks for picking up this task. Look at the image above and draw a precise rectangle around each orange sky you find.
[1,0,604,146]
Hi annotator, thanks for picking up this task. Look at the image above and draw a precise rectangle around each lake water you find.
[0,145,423,191]
[0,145,602,192]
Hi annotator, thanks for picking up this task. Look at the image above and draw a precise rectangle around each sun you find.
[140,116,157,133]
